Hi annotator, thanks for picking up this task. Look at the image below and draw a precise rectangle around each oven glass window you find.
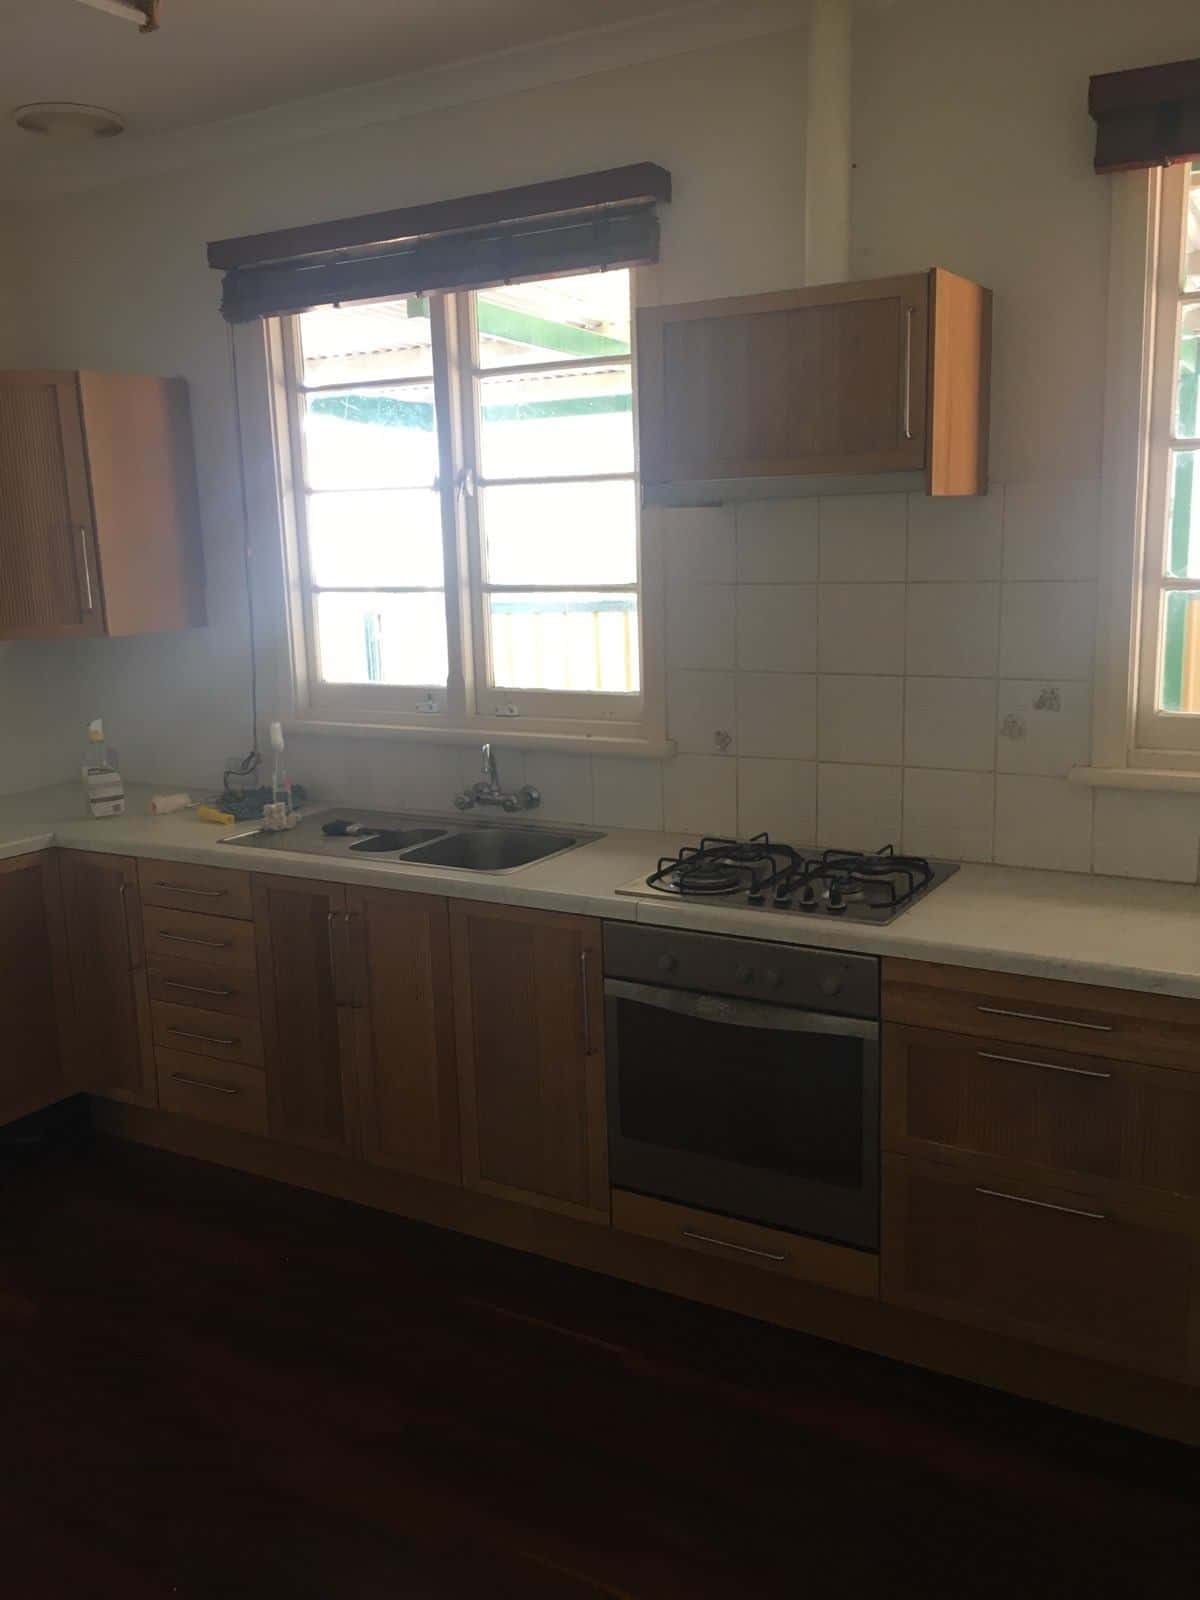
[614,998,864,1188]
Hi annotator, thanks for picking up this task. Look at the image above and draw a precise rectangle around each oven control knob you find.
[763,968,783,990]
[819,972,843,997]
[657,954,678,974]
[735,964,755,984]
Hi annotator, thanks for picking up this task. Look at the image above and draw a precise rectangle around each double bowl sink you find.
[220,807,602,873]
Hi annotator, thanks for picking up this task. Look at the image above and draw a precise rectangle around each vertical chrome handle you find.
[344,911,363,1009]
[580,948,593,1056]
[902,307,914,441]
[79,527,95,613]
[118,880,135,972]
[326,909,341,1004]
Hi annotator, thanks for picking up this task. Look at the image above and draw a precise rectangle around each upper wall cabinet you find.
[0,370,205,640]
[637,269,991,501]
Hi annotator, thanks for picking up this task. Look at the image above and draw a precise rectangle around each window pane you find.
[478,365,633,479]
[482,480,637,586]
[476,270,630,370]
[308,490,443,588]
[303,386,438,489]
[1184,163,1200,293]
[298,299,434,385]
[316,591,448,686]
[488,592,639,693]
[1165,450,1200,577]
[1176,303,1200,440]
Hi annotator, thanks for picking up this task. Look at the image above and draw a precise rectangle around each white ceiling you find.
[0,0,678,142]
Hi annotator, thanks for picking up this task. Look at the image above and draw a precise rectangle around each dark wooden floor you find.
[1,1108,1197,1598]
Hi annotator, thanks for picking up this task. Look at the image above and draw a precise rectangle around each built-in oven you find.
[604,923,880,1252]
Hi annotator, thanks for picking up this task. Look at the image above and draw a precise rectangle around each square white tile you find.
[993,775,1093,872]
[818,583,906,674]
[996,681,1092,775]
[661,505,736,583]
[737,758,817,841]
[907,488,1004,580]
[1002,478,1100,581]
[818,675,904,765]
[817,763,903,850]
[905,582,1000,677]
[667,584,735,670]
[1092,789,1200,883]
[523,751,594,824]
[999,582,1096,680]
[667,670,737,756]
[818,494,907,582]
[663,753,737,835]
[905,678,997,771]
[736,672,817,758]
[736,584,818,672]
[736,499,819,583]
[902,768,995,862]
[592,757,663,831]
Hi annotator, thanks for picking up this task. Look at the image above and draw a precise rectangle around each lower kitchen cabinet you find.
[253,874,356,1154]
[58,849,156,1105]
[348,885,460,1183]
[450,901,609,1222]
[0,852,72,1123]
[882,1153,1200,1381]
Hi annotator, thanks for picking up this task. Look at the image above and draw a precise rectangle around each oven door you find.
[605,979,880,1251]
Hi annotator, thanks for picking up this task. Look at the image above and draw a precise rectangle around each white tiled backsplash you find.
[292,485,1200,885]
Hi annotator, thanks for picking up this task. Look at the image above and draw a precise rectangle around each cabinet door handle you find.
[976,1187,1107,1222]
[682,1229,787,1263]
[163,978,236,1001]
[167,1026,239,1049]
[154,881,226,899]
[159,931,231,951]
[976,1004,1113,1033]
[78,527,95,613]
[902,307,914,440]
[170,1072,240,1097]
[580,948,592,1055]
[977,1050,1112,1081]
[118,880,135,972]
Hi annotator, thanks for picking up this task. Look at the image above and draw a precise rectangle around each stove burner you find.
[670,862,744,894]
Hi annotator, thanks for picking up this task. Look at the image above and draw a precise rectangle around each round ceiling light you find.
[13,102,126,139]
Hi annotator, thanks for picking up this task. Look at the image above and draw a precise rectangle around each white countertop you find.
[3,782,1199,999]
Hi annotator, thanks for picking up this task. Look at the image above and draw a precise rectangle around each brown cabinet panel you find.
[0,852,70,1124]
[147,956,261,1019]
[137,857,253,920]
[883,1155,1199,1380]
[58,850,155,1104]
[253,874,356,1154]
[155,1047,267,1136]
[451,901,608,1222]
[348,886,459,1183]
[150,1000,264,1068]
[143,907,258,973]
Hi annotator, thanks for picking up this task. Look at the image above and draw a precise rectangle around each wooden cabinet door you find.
[0,372,104,640]
[638,274,929,488]
[253,874,356,1154]
[883,1154,1200,1381]
[450,902,608,1222]
[0,852,72,1124]
[348,886,459,1182]
[58,850,155,1103]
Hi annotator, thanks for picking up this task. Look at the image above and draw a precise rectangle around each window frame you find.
[272,272,661,750]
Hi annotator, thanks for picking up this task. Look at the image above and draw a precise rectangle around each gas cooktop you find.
[615,835,958,925]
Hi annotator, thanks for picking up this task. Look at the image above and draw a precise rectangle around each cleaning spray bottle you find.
[82,718,126,818]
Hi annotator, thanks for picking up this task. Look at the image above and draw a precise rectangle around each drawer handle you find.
[976,1005,1113,1033]
[167,1026,239,1048]
[163,978,236,1000]
[977,1050,1112,1082]
[159,931,231,951]
[170,1072,240,1097]
[154,881,226,899]
[976,1187,1108,1222]
[681,1229,787,1263]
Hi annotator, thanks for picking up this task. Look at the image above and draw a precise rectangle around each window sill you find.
[1069,766,1200,794]
[282,719,676,761]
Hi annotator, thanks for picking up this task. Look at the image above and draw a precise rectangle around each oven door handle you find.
[604,978,878,1040]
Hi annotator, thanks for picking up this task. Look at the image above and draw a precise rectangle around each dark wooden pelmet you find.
[208,162,670,323]
[1089,56,1200,174]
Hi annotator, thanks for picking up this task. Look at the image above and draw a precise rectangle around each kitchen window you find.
[277,268,648,742]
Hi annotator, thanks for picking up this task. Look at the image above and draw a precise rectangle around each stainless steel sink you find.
[401,827,580,871]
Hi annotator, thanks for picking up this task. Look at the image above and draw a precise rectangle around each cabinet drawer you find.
[882,1154,1199,1379]
[883,958,1200,1073]
[156,1047,267,1136]
[143,907,257,973]
[147,956,261,1020]
[138,857,252,920]
[150,1000,264,1067]
[612,1190,879,1299]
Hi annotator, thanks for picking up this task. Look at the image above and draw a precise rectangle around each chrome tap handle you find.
[481,743,499,787]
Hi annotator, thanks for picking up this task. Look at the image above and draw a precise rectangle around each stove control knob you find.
[735,964,755,984]
[763,968,783,991]
[799,883,818,910]
[657,953,678,974]
[827,883,847,913]
[820,972,843,998]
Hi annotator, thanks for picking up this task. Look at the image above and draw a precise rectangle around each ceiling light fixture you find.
[13,102,126,139]
[73,0,161,32]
